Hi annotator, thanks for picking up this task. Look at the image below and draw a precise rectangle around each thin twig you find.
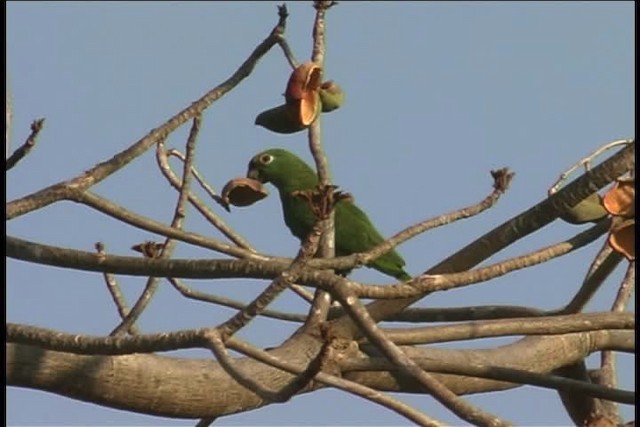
[346,218,609,299]
[6,6,288,220]
[288,282,320,305]
[549,139,634,195]
[8,322,633,359]
[72,190,258,259]
[352,170,512,270]
[168,277,305,322]
[157,145,254,250]
[166,148,227,209]
[277,37,299,69]
[303,168,511,274]
[406,218,610,293]
[6,118,45,170]
[5,234,303,279]
[217,219,323,339]
[554,243,623,314]
[94,242,139,335]
[598,261,635,420]
[111,117,201,335]
[609,260,635,313]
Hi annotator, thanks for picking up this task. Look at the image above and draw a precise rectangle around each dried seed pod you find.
[221,177,269,209]
[285,62,323,126]
[319,80,345,112]
[608,218,635,261]
[285,62,323,103]
[603,179,635,218]
[559,192,608,225]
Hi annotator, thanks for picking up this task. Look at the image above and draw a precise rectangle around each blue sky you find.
[7,2,634,425]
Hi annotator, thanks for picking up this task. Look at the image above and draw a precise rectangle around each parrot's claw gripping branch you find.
[292,184,353,220]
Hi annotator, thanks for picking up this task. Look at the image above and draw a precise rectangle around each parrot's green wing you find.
[335,200,411,281]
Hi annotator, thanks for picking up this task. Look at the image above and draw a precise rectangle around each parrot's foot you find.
[292,184,353,220]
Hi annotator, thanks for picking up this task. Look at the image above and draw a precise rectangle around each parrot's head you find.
[247,148,317,190]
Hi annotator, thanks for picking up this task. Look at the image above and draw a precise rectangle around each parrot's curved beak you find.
[247,164,264,182]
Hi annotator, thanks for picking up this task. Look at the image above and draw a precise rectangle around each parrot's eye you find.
[259,154,274,165]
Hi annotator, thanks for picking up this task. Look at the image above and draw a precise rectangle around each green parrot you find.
[247,148,411,281]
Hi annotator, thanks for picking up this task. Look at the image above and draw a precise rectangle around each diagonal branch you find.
[406,218,610,294]
[157,145,255,250]
[341,141,634,332]
[111,116,201,335]
[217,219,323,339]
[330,284,512,427]
[343,354,635,405]
[351,168,512,271]
[334,218,608,300]
[71,190,258,259]
[380,312,634,345]
[226,336,448,427]
[168,277,305,322]
[555,243,623,314]
[6,5,289,220]
[6,118,45,171]
[95,242,140,336]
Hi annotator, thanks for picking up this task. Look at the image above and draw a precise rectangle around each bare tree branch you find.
[351,169,513,271]
[157,143,255,250]
[95,242,139,336]
[330,285,513,427]
[380,312,634,345]
[72,190,258,259]
[597,261,636,422]
[344,141,634,331]
[218,219,322,339]
[344,351,634,404]
[304,0,338,330]
[226,336,448,427]
[6,7,289,220]
[168,277,306,322]
[111,116,202,335]
[6,118,45,170]
[556,244,623,314]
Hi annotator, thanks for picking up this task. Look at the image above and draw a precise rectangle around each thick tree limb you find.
[7,329,632,420]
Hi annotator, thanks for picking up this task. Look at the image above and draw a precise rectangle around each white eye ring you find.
[260,154,274,165]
